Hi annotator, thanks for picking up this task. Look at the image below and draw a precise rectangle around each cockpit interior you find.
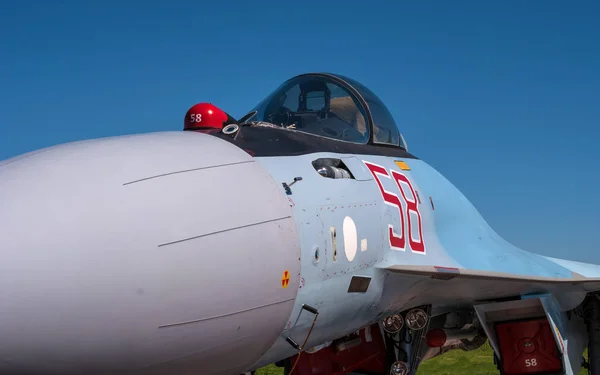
[184,73,413,158]
[248,73,407,149]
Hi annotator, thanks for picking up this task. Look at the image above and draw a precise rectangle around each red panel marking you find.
[495,318,562,375]
[391,170,425,253]
[363,161,426,254]
[363,161,405,250]
[289,323,387,375]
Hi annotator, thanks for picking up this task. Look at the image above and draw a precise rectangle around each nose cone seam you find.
[122,160,255,186]
[157,216,291,247]
[0,130,301,374]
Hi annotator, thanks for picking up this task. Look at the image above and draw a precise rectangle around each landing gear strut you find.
[381,305,432,375]
[277,305,431,375]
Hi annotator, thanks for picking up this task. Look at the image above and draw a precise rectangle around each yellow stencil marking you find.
[395,160,411,171]
[281,270,290,288]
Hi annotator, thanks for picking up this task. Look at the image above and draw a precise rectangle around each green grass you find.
[255,364,283,375]
[415,343,499,375]
[255,343,588,374]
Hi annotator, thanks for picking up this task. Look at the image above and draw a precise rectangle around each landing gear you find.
[389,361,409,375]
[278,305,432,375]
[404,308,429,331]
[380,305,432,375]
[382,313,404,334]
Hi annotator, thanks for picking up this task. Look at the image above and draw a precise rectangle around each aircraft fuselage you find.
[0,130,589,375]
[2,71,599,375]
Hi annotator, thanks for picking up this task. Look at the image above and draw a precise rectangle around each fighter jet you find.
[1,72,599,375]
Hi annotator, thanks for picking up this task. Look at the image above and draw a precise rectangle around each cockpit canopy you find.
[248,73,407,149]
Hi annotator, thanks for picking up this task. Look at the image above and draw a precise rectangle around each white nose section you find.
[0,131,301,374]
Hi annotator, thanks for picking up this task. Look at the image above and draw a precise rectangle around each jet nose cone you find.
[0,131,301,374]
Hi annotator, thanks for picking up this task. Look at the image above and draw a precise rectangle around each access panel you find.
[495,318,563,375]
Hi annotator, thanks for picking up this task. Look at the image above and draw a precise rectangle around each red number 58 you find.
[363,161,425,254]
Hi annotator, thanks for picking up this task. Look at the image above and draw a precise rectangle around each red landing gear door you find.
[495,318,563,375]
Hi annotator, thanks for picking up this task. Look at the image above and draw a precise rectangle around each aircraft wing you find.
[384,256,600,310]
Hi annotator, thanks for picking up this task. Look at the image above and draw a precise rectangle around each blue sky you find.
[1,1,598,262]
